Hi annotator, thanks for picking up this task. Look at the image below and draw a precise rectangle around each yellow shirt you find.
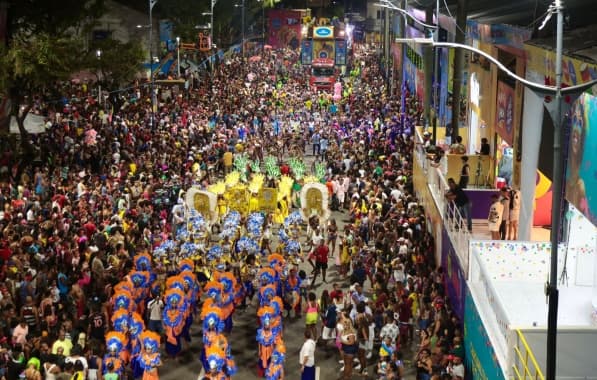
[223,151,233,167]
[52,338,73,356]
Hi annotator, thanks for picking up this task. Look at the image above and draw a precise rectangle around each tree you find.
[85,38,146,88]
[0,33,83,152]
[0,0,106,147]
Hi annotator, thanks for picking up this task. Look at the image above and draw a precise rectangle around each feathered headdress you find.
[204,281,224,300]
[130,271,150,289]
[105,331,126,353]
[269,296,283,317]
[114,280,134,295]
[139,331,161,353]
[207,181,226,195]
[264,155,280,179]
[112,290,133,312]
[201,306,225,335]
[164,288,185,308]
[134,253,152,271]
[129,312,145,337]
[258,284,277,305]
[166,276,186,292]
[218,272,236,293]
[258,267,277,285]
[205,346,227,373]
[179,270,197,291]
[257,305,276,327]
[178,259,194,273]
[111,310,130,332]
[267,253,285,271]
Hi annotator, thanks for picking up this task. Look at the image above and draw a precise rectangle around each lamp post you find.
[96,49,102,108]
[176,36,181,77]
[396,5,597,376]
[148,0,158,128]
[235,0,246,57]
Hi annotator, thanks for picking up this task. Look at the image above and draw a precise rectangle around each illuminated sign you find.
[313,26,333,39]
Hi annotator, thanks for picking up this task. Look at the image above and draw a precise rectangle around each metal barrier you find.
[512,329,545,380]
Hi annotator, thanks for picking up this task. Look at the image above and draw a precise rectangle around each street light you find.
[235,0,245,57]
[176,36,181,77]
[257,0,265,44]
[147,0,158,129]
[396,2,597,378]
[96,49,103,108]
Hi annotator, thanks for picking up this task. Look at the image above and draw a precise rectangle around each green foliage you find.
[2,33,83,93]
[86,39,146,87]
[156,0,211,41]
[8,0,105,37]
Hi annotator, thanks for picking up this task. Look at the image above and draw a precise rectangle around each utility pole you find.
[450,0,467,141]
[149,0,157,129]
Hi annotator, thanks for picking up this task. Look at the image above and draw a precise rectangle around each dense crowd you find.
[0,44,464,380]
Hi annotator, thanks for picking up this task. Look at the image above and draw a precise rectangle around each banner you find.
[334,39,346,66]
[258,188,278,213]
[495,81,515,145]
[526,44,597,92]
[464,288,506,380]
[267,9,302,49]
[301,40,313,65]
[313,39,335,61]
[159,20,173,43]
[566,93,597,226]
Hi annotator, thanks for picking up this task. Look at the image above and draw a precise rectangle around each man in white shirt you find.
[147,295,164,333]
[379,313,400,346]
[299,330,316,380]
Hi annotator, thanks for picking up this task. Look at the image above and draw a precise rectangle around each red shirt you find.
[314,244,329,263]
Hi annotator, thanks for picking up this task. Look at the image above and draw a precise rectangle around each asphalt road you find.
[159,152,418,380]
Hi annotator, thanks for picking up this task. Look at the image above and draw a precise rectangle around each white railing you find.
[444,201,471,274]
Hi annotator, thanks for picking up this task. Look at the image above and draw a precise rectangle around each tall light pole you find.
[235,0,246,57]
[96,49,102,109]
[148,0,158,128]
[176,36,181,77]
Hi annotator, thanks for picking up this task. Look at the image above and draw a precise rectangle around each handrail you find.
[512,329,545,380]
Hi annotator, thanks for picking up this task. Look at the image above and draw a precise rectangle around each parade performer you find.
[199,305,232,373]
[265,343,286,380]
[256,306,281,372]
[138,331,162,380]
[283,267,301,316]
[129,312,145,378]
[110,310,130,363]
[103,332,126,378]
[203,346,236,380]
[217,272,238,333]
[162,288,187,358]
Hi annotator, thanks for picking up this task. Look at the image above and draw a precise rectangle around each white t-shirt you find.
[299,338,316,367]
[147,299,164,321]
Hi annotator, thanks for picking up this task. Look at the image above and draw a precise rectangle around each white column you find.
[519,70,544,241]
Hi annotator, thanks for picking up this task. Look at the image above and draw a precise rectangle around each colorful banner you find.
[441,227,465,320]
[159,20,173,43]
[403,26,425,102]
[334,39,346,66]
[496,81,515,145]
[312,39,335,61]
[313,26,333,39]
[464,288,506,380]
[267,9,302,49]
[301,40,313,65]
[467,21,531,50]
[525,44,597,93]
[566,93,597,226]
